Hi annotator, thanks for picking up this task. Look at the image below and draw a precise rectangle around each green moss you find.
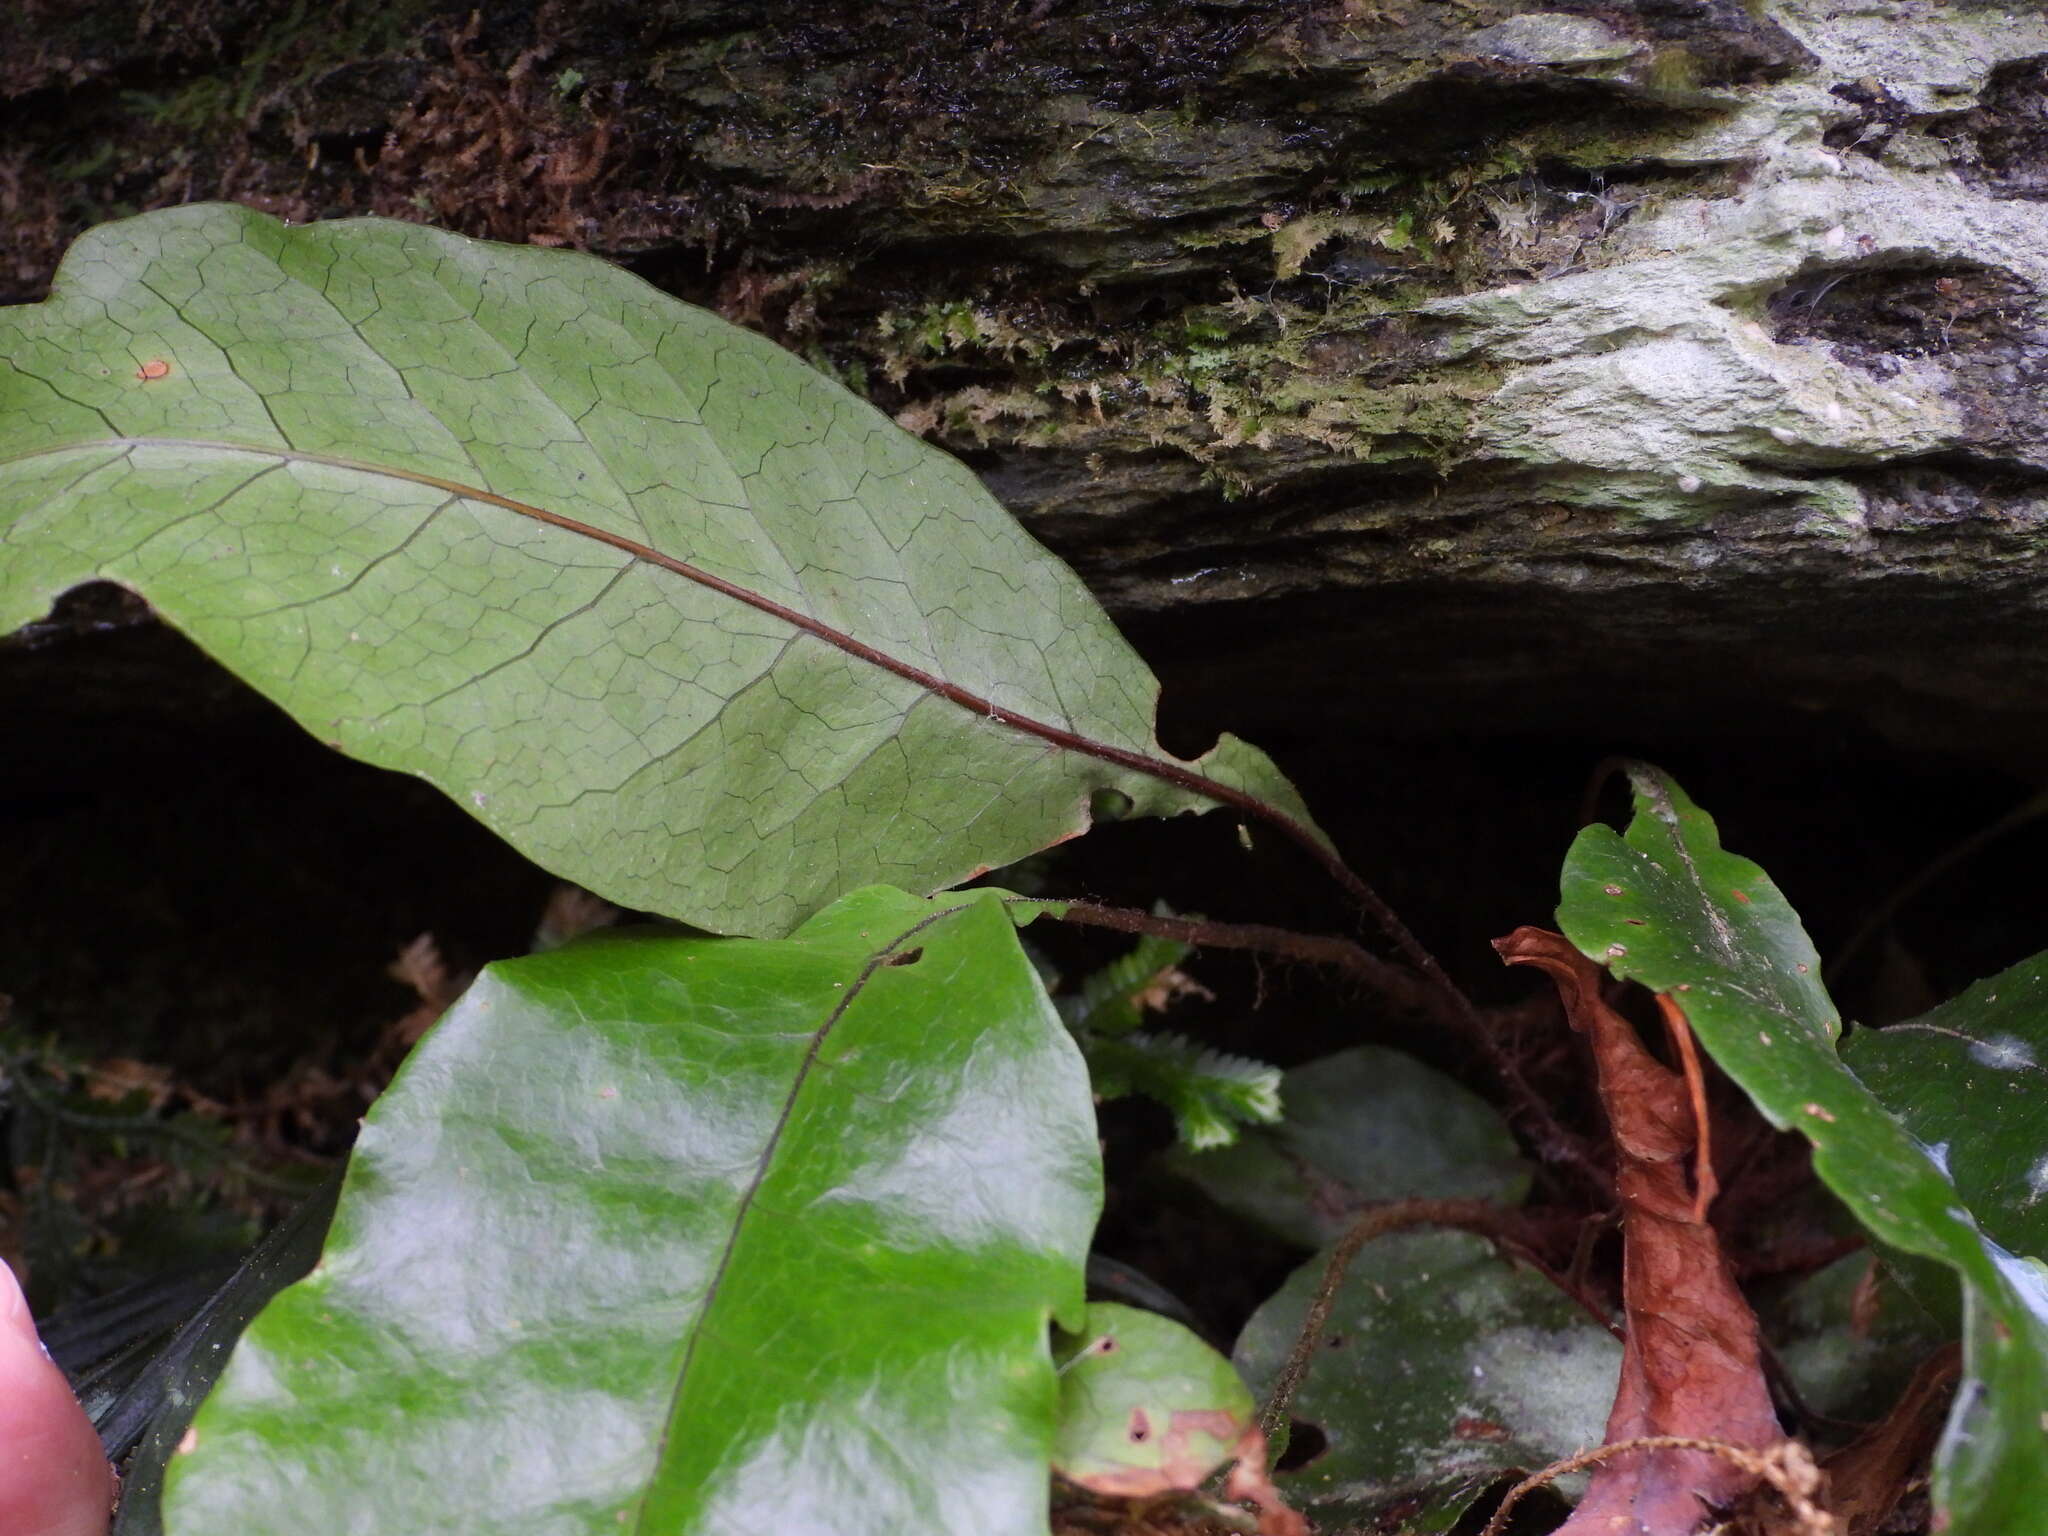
[1638,46,1707,99]
[1178,316,1236,347]
[53,141,120,184]
[114,0,439,143]
[122,77,237,136]
[889,282,1501,476]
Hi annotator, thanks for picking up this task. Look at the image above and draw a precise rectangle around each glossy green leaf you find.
[1233,1231,1620,1532]
[1051,1303,1255,1495]
[0,204,1322,938]
[1556,763,2048,1535]
[1165,1047,1528,1249]
[161,886,1101,1535]
[1844,951,2048,1262]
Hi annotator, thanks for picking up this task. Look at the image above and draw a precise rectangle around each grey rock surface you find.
[965,1,2048,765]
[8,0,2048,766]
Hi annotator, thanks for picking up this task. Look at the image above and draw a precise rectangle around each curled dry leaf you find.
[1496,927,1780,1536]
[1820,1344,1961,1536]
[532,882,620,952]
[1223,1431,1311,1536]
[84,1057,175,1109]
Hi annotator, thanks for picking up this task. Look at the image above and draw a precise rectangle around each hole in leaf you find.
[1127,1407,1151,1443]
[1090,787,1135,822]
[885,947,924,967]
[1275,1420,1327,1471]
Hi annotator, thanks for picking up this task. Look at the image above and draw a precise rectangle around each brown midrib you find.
[21,435,1313,841]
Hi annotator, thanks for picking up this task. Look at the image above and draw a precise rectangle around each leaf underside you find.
[0,204,1320,937]
[160,886,1101,1535]
[1556,764,2048,1536]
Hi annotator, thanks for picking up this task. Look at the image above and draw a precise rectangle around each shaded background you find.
[6,0,2047,1313]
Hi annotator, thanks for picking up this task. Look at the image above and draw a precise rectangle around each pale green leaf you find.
[1052,1303,1254,1494]
[1061,927,1189,1037]
[0,205,1323,937]
[1082,1031,1281,1151]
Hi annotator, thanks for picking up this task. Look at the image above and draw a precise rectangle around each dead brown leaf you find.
[1133,967,1215,1016]
[1496,927,1781,1535]
[83,1057,174,1109]
[532,883,621,952]
[1820,1344,1958,1536]
[1219,1428,1310,1536]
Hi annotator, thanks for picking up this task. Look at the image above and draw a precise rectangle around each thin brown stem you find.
[25,437,1453,959]
[1477,1436,1831,1536]
[1658,994,1718,1222]
[1044,900,1436,1010]
[1257,1197,1516,1441]
[1037,900,1609,1193]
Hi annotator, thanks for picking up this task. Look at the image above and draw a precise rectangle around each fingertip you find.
[0,1259,33,1337]
[0,1264,114,1536]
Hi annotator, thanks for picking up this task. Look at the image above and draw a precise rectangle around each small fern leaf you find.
[1081,1031,1282,1151]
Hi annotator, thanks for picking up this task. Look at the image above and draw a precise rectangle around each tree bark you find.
[6,0,2048,766]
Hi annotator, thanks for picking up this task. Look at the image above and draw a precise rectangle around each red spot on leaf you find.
[136,359,172,381]
[1731,889,1751,904]
[1452,1416,1511,1442]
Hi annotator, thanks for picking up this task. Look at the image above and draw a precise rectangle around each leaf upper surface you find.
[1844,953,2048,1263]
[1556,764,2048,1536]
[1051,1302,1254,1495]
[1234,1231,1619,1533]
[1165,1047,1528,1249]
[159,886,1101,1535]
[0,204,1319,936]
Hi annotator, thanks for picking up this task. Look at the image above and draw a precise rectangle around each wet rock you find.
[8,0,2048,769]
